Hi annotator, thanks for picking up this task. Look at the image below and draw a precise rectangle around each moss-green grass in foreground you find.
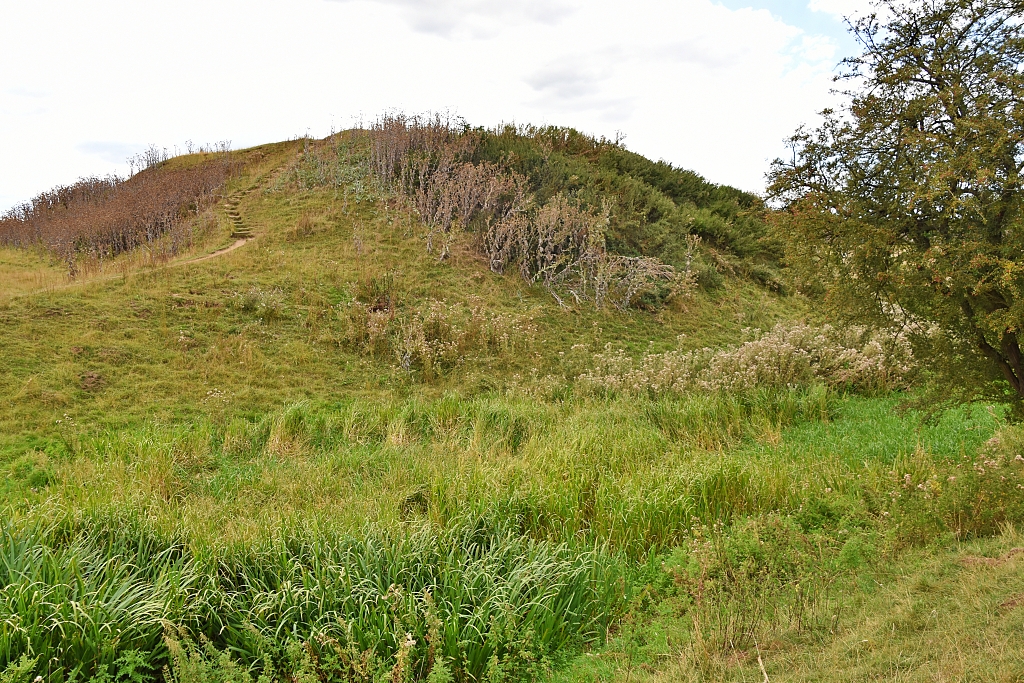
[2,391,1023,681]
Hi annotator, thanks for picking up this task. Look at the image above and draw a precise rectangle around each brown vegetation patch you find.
[999,594,1024,611]
[79,371,103,391]
[0,155,239,275]
[959,547,1024,568]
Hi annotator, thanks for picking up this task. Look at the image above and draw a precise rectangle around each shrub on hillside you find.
[359,115,692,310]
[339,297,536,379]
[0,155,238,276]
[288,116,770,305]
[578,323,915,396]
[889,427,1024,541]
[230,286,286,319]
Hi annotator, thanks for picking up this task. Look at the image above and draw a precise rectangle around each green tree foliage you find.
[768,0,1024,402]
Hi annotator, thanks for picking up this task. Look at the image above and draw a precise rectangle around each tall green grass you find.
[4,389,1022,681]
[0,511,622,682]
[24,388,833,554]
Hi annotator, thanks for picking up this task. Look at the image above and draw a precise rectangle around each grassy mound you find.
[1,124,1022,681]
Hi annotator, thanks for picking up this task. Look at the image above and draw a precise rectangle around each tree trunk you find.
[962,297,1024,398]
[977,330,1024,398]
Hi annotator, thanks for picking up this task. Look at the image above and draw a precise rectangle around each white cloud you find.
[0,0,850,209]
[327,0,575,37]
[795,34,839,63]
[2,87,51,119]
[77,142,147,166]
[527,59,615,102]
[526,58,637,120]
[807,0,875,20]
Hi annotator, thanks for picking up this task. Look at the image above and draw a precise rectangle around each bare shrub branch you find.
[0,155,238,275]
[360,114,690,309]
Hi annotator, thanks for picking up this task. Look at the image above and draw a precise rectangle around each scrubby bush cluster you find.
[0,154,237,276]
[357,115,693,309]
[339,289,536,380]
[278,116,780,303]
[486,194,691,310]
[230,285,287,319]
[578,323,915,396]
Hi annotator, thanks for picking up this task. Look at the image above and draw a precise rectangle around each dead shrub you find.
[0,154,238,275]
[368,112,466,186]
[359,115,690,309]
[487,193,687,309]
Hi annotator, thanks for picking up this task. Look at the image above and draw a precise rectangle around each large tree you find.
[769,0,1024,403]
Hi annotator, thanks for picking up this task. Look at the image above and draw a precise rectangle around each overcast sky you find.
[0,0,873,212]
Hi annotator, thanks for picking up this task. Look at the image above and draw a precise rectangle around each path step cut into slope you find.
[223,190,254,239]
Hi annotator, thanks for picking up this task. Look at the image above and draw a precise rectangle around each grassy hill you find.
[1,122,1023,682]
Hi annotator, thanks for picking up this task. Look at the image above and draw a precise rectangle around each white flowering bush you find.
[578,323,914,396]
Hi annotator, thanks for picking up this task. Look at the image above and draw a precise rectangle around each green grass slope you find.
[0,129,1022,682]
[0,133,791,459]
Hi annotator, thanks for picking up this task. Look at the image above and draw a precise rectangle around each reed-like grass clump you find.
[0,512,622,682]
